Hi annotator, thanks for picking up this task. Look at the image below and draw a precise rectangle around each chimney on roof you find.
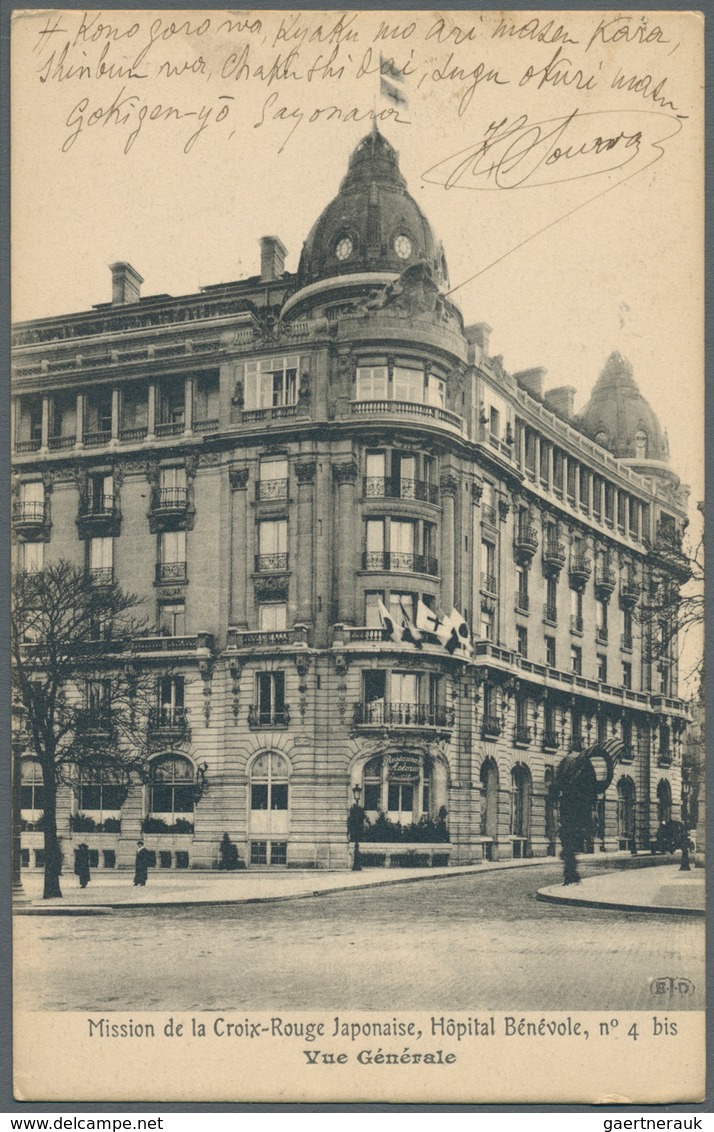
[464,323,492,354]
[544,386,576,420]
[110,262,143,305]
[515,367,547,400]
[260,236,287,282]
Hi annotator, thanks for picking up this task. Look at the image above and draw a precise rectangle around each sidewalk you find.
[14,852,694,914]
[537,863,705,916]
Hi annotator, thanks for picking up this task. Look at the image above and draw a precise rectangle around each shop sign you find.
[388,753,421,782]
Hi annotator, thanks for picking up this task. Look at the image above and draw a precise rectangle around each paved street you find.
[14,863,704,1013]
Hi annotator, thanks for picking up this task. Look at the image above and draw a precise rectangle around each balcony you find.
[193,418,219,434]
[542,731,560,751]
[657,749,673,768]
[618,745,635,764]
[482,714,502,739]
[243,404,300,423]
[256,479,289,502]
[12,501,47,535]
[88,567,114,587]
[255,553,289,573]
[155,562,188,584]
[481,572,497,595]
[119,426,148,443]
[595,567,616,599]
[620,580,641,607]
[514,725,532,745]
[351,400,463,431]
[155,420,185,438]
[481,504,498,526]
[362,551,438,577]
[78,494,119,536]
[48,434,76,450]
[83,430,112,448]
[514,524,539,562]
[353,702,454,731]
[570,614,583,635]
[363,477,439,505]
[571,736,585,752]
[543,603,557,626]
[75,709,113,739]
[148,706,189,738]
[543,541,566,573]
[134,632,215,655]
[569,555,592,588]
[152,487,189,515]
[15,437,42,454]
[247,705,291,728]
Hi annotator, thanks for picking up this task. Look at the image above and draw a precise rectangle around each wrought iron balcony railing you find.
[482,714,502,738]
[362,477,439,504]
[514,725,532,745]
[88,567,114,586]
[595,567,616,597]
[119,426,148,442]
[353,702,454,729]
[543,604,557,625]
[152,487,189,511]
[12,501,47,528]
[481,572,497,594]
[543,541,566,571]
[362,551,438,576]
[49,435,76,450]
[620,580,641,606]
[247,705,291,728]
[80,494,115,519]
[514,524,539,560]
[569,555,592,586]
[256,478,289,501]
[148,706,189,735]
[255,552,289,573]
[542,731,560,750]
[156,562,187,583]
[15,437,42,453]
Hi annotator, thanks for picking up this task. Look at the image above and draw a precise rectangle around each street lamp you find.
[351,783,363,872]
[12,701,29,905]
[680,778,691,872]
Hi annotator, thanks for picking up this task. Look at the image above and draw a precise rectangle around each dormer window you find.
[394,234,412,259]
[335,236,353,261]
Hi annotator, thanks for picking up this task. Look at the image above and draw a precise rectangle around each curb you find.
[536,889,705,917]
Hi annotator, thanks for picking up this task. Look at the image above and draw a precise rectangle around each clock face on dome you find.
[335,236,353,261]
[394,234,413,259]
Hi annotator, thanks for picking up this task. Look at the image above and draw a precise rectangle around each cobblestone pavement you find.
[14,863,704,1013]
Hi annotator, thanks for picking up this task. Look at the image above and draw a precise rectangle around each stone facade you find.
[13,130,690,872]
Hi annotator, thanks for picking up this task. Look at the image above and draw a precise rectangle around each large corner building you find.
[13,130,691,872]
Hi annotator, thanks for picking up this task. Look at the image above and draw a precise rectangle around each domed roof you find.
[297,128,449,288]
[578,351,669,464]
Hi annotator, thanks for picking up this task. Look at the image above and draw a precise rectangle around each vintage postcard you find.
[10,8,705,1105]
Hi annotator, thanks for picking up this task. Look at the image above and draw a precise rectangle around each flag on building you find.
[399,600,423,649]
[380,54,409,112]
[416,599,444,637]
[377,597,400,643]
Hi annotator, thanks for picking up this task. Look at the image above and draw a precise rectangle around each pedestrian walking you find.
[134,840,151,887]
[74,842,91,889]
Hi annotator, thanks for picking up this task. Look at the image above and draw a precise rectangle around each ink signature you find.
[421,108,683,190]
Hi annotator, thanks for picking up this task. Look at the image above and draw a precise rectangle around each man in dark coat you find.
[74,843,91,889]
[133,840,151,886]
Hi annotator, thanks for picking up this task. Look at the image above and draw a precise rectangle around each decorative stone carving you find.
[229,466,249,491]
[498,498,511,521]
[440,472,458,495]
[332,461,358,485]
[471,480,484,503]
[296,462,316,485]
[364,262,448,320]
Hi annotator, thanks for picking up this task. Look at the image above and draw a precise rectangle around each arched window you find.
[20,759,44,813]
[480,758,499,839]
[510,764,532,839]
[149,755,195,819]
[634,428,648,459]
[250,752,289,812]
[657,779,672,825]
[78,770,125,827]
[617,777,636,848]
[361,754,435,824]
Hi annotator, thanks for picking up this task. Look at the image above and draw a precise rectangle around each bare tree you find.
[12,561,156,898]
[638,522,704,687]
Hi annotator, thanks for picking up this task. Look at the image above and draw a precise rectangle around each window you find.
[567,461,577,502]
[78,772,124,819]
[89,536,113,580]
[244,356,298,410]
[17,480,45,522]
[516,626,528,658]
[158,530,186,582]
[158,465,187,506]
[579,469,590,510]
[149,755,195,817]
[364,591,385,628]
[623,662,632,689]
[658,665,670,695]
[159,602,185,637]
[545,636,556,667]
[20,759,45,812]
[361,754,435,824]
[515,696,530,742]
[86,678,111,717]
[480,605,494,641]
[545,577,557,622]
[597,714,608,744]
[259,603,287,631]
[87,473,113,513]
[623,607,633,649]
[154,676,185,730]
[158,382,185,427]
[388,591,417,625]
[553,450,564,493]
[21,541,44,573]
[539,441,549,485]
[596,599,608,640]
[510,765,532,840]
[393,364,424,403]
[571,709,583,746]
[257,519,288,570]
[256,672,287,725]
[597,654,608,682]
[516,566,529,612]
[250,752,289,812]
[570,588,583,633]
[489,406,500,439]
[258,457,288,500]
[571,646,582,675]
[356,362,388,400]
[481,540,496,592]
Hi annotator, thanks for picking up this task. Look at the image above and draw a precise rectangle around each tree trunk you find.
[41,778,63,899]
